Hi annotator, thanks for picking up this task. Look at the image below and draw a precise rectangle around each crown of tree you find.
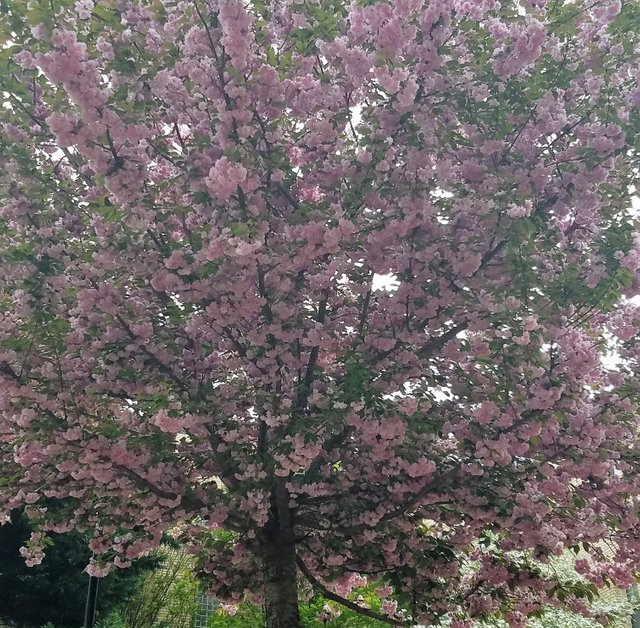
[1,1,640,626]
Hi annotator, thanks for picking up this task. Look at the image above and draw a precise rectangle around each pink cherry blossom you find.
[1,1,640,626]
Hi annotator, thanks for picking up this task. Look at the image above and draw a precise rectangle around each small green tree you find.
[121,546,199,628]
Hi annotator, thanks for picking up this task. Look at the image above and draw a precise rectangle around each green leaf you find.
[228,222,249,237]
[193,191,211,204]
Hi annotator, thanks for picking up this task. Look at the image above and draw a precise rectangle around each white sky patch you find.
[372,273,399,292]
[432,189,454,199]
[601,346,622,371]
[347,103,363,142]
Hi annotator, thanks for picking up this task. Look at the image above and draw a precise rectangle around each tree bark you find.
[260,524,301,628]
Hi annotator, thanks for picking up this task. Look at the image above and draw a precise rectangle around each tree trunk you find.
[260,523,301,628]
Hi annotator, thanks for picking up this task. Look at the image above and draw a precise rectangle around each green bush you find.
[208,585,390,628]
[94,612,128,628]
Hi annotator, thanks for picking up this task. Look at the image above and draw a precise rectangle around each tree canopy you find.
[1,0,640,626]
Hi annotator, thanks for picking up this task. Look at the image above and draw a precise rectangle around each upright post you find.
[83,575,99,628]
[628,582,640,628]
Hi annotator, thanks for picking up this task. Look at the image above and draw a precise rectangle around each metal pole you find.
[83,575,99,628]
[628,582,640,628]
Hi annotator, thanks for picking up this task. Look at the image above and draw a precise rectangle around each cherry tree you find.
[1,0,640,626]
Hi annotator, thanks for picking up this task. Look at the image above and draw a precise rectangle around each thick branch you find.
[0,361,22,382]
[415,320,468,359]
[358,288,372,339]
[114,313,189,392]
[375,319,468,364]
[296,557,407,626]
[478,238,507,269]
[295,291,329,412]
[344,466,460,535]
[116,465,186,502]
[303,425,355,483]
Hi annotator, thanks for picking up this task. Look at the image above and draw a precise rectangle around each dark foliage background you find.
[0,510,158,628]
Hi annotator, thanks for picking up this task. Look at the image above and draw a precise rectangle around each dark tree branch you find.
[295,291,329,413]
[415,320,469,359]
[345,467,460,535]
[303,425,355,483]
[358,288,372,339]
[0,361,21,382]
[296,557,408,626]
[114,313,189,392]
